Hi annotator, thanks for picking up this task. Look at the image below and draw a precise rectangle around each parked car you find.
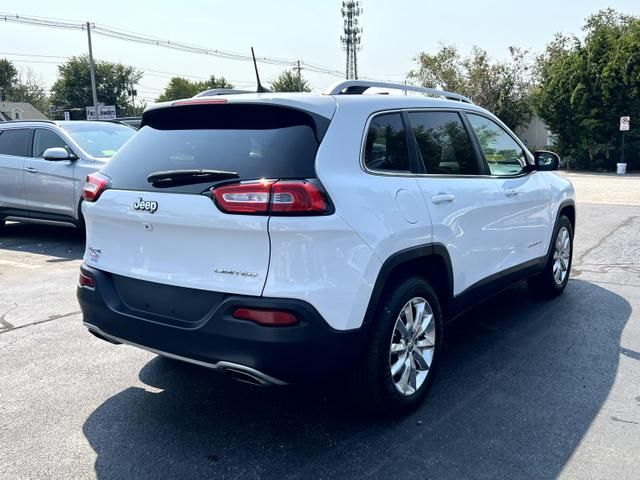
[0,120,135,230]
[78,80,575,414]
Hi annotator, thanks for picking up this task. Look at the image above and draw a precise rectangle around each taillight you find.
[233,308,298,326]
[78,271,95,289]
[82,173,110,202]
[211,180,330,215]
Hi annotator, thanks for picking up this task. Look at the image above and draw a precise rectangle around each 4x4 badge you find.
[133,197,158,213]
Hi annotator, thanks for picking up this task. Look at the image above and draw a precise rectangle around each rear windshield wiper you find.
[147,169,239,187]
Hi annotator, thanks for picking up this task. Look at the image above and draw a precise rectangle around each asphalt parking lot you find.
[1,172,639,479]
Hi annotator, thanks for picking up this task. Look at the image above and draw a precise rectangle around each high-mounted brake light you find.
[82,173,110,202]
[233,308,298,326]
[211,180,330,215]
[173,98,228,106]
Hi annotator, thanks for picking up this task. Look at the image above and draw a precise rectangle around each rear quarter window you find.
[363,112,410,173]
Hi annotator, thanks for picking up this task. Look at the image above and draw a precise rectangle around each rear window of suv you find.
[102,103,327,194]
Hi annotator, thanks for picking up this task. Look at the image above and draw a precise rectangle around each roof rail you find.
[0,119,56,125]
[193,88,253,98]
[324,80,473,104]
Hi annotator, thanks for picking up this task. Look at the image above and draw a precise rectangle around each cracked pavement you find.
[0,172,639,479]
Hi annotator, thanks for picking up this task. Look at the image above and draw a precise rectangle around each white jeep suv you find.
[78,81,575,414]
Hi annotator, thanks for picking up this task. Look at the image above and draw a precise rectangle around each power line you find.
[0,12,349,78]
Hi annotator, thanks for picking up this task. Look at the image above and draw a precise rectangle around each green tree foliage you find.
[409,45,534,131]
[50,55,142,119]
[0,58,18,100]
[270,69,311,92]
[11,68,50,115]
[534,9,640,170]
[156,75,234,102]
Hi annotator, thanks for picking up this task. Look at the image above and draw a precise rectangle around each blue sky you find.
[1,0,639,102]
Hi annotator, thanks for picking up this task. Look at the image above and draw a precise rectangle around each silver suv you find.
[0,120,135,230]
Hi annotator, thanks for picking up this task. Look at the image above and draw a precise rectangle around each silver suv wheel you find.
[388,297,436,396]
[553,226,571,285]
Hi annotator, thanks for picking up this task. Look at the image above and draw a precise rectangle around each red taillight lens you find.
[213,180,273,213]
[82,173,110,202]
[78,271,95,289]
[212,180,329,215]
[270,181,328,213]
[233,308,298,326]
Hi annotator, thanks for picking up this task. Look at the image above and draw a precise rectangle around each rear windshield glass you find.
[102,104,324,194]
[61,122,135,158]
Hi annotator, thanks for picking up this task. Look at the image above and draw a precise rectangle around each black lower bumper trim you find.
[77,264,365,384]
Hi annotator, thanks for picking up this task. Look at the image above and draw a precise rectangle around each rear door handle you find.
[25,167,38,174]
[431,194,455,205]
[504,188,519,197]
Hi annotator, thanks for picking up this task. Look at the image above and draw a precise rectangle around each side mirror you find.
[43,147,75,161]
[534,150,560,171]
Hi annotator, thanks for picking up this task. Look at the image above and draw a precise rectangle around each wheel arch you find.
[559,202,576,230]
[362,244,454,326]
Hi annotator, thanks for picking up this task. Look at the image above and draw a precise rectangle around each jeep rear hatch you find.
[82,101,333,296]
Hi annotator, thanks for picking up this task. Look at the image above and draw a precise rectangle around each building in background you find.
[516,115,554,150]
[0,101,48,121]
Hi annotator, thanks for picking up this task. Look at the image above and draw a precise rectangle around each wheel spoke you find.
[395,319,411,340]
[390,353,407,376]
[416,337,434,348]
[390,342,407,354]
[412,350,429,370]
[403,303,414,331]
[408,359,417,392]
[398,357,412,393]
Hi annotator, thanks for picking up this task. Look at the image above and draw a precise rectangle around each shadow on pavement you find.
[0,222,84,261]
[83,279,630,479]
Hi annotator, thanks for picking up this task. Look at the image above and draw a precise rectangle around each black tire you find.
[349,277,443,415]
[528,215,573,297]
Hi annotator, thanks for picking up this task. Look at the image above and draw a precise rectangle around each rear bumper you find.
[77,264,365,384]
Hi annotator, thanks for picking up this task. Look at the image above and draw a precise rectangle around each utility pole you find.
[86,21,99,120]
[340,1,362,80]
[296,60,302,92]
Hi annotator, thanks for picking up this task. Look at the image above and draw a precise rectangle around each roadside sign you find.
[63,111,70,121]
[86,105,117,120]
[620,116,630,131]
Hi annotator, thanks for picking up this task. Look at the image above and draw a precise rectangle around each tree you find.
[409,44,534,131]
[156,75,234,102]
[0,58,18,101]
[49,55,142,119]
[270,69,311,92]
[11,68,50,116]
[534,9,640,171]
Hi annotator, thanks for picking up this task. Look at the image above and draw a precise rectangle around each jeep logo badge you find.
[133,197,158,213]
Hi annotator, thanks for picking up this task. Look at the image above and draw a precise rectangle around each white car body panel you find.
[263,215,380,331]
[82,189,271,296]
[416,177,504,295]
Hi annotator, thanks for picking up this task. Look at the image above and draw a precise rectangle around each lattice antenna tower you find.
[340,1,363,79]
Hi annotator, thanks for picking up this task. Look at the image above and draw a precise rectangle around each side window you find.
[364,113,410,173]
[33,129,70,157]
[408,111,479,175]
[0,129,32,157]
[467,114,526,176]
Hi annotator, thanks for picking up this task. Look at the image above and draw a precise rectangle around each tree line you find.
[1,8,637,171]
[410,8,639,171]
[0,55,310,120]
